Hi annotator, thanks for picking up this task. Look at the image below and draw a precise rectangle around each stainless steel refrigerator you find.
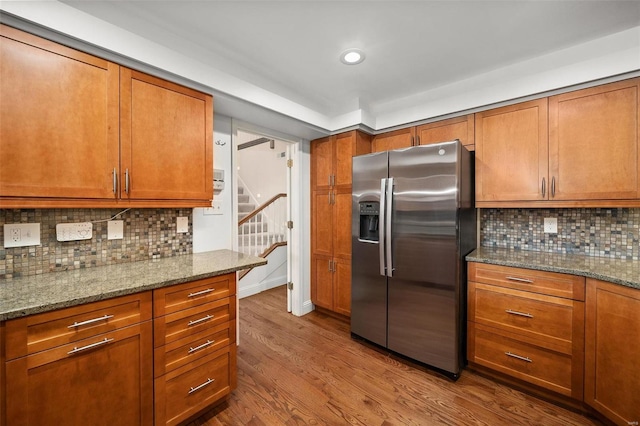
[351,140,476,378]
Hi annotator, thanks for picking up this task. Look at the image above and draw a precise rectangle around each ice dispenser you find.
[359,202,380,242]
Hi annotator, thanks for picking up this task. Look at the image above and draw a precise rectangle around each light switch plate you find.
[3,223,40,248]
[107,220,124,240]
[544,217,558,233]
[177,216,189,233]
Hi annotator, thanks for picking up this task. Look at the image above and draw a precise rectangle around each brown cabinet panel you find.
[371,128,415,152]
[476,99,549,203]
[5,322,153,426]
[332,189,353,260]
[0,24,119,200]
[585,279,640,426]
[468,262,585,301]
[310,136,334,190]
[120,69,213,202]
[333,258,351,316]
[155,345,234,426]
[311,255,334,310]
[416,114,475,151]
[549,78,640,201]
[311,190,333,257]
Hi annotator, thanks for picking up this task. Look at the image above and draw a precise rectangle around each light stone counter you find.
[0,250,266,321]
[466,247,639,290]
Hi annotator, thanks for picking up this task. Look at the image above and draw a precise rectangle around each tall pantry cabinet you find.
[310,131,371,316]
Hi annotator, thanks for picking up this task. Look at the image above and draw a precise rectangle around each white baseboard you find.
[238,274,287,299]
[295,299,315,317]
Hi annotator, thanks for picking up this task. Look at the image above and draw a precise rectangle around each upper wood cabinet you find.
[549,78,640,202]
[585,279,640,426]
[0,25,120,202]
[120,69,213,203]
[476,77,640,207]
[0,25,213,208]
[371,128,415,153]
[416,114,475,151]
[475,99,549,204]
[311,131,371,190]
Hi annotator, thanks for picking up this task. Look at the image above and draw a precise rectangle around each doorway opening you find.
[233,127,296,313]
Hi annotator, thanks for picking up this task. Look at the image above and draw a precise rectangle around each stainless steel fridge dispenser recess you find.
[358,202,380,242]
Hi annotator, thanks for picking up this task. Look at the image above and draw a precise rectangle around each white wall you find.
[193,114,233,253]
[237,140,288,203]
[237,245,287,299]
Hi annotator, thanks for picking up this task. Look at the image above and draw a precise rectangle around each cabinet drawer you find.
[154,297,235,347]
[154,321,235,377]
[153,274,235,317]
[154,345,236,426]
[469,282,583,353]
[469,262,585,300]
[5,292,152,360]
[468,322,577,397]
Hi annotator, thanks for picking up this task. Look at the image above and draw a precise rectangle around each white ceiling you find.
[4,1,640,136]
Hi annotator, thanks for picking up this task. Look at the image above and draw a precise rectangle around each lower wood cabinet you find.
[585,279,640,426]
[0,273,238,426]
[3,292,154,426]
[467,263,585,400]
[153,273,237,426]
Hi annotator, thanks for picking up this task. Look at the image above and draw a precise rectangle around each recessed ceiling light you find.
[340,48,365,65]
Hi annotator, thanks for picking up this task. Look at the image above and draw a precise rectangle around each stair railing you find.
[238,193,287,257]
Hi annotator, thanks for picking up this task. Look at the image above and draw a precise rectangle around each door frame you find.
[231,119,312,317]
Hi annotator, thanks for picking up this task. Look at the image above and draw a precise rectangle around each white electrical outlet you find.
[56,222,93,242]
[176,217,189,233]
[544,217,558,234]
[107,220,124,240]
[3,223,40,248]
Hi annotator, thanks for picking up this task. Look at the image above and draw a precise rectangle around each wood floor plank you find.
[187,286,601,426]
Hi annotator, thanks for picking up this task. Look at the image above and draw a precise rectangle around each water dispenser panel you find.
[359,202,380,242]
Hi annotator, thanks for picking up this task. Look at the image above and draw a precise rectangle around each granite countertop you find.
[0,249,267,321]
[466,247,640,290]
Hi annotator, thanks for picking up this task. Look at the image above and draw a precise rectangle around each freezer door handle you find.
[379,178,387,276]
[385,177,394,277]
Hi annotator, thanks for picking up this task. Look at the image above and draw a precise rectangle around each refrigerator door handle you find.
[385,177,394,277]
[379,178,387,276]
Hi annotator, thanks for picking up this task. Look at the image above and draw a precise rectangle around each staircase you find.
[237,185,287,273]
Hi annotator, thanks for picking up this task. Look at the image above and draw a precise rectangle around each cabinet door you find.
[371,128,415,152]
[0,25,119,200]
[333,258,352,316]
[334,131,372,187]
[311,190,333,257]
[120,69,213,203]
[332,189,353,261]
[585,279,640,426]
[311,136,334,190]
[311,255,334,310]
[5,322,153,426]
[416,115,475,151]
[549,78,640,201]
[476,99,549,204]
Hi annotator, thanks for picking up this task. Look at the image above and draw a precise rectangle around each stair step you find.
[238,212,263,221]
[238,202,256,213]
[238,186,244,195]
[238,194,250,203]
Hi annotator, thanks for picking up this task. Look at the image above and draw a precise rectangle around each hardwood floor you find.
[187,286,600,426]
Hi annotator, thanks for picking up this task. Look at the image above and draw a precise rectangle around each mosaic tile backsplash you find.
[480,208,640,260]
[1,209,192,278]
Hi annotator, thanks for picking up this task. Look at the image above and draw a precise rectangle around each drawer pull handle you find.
[506,276,533,284]
[188,378,215,394]
[188,339,215,354]
[505,351,532,363]
[68,337,114,355]
[188,288,215,298]
[187,314,214,327]
[68,314,114,329]
[505,309,533,318]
